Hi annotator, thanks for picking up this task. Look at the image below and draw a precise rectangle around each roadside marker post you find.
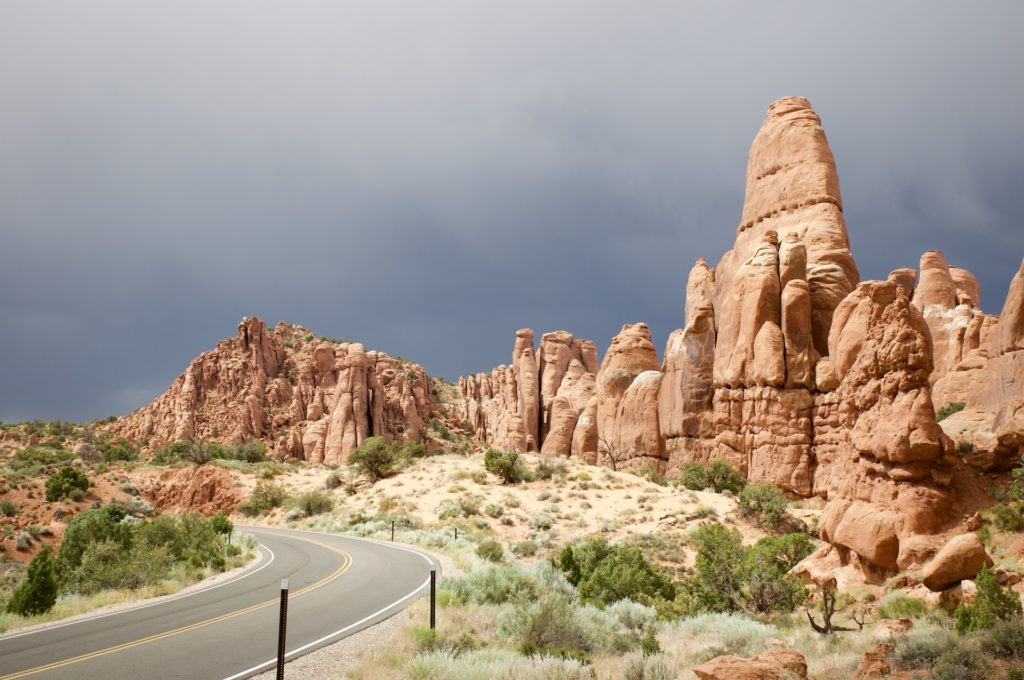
[276,579,288,680]
[391,520,395,541]
[454,527,458,541]
[429,569,436,630]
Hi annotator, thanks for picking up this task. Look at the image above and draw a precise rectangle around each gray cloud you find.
[2,1,1022,421]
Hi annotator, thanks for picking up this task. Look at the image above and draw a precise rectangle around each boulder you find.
[693,648,808,680]
[913,250,958,311]
[921,533,993,591]
[856,643,894,677]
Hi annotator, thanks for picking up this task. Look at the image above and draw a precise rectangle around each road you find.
[0,526,438,680]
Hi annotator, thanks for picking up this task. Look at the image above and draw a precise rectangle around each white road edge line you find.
[0,543,276,641]
[223,527,440,680]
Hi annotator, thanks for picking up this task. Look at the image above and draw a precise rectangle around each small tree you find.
[44,466,89,502]
[806,578,865,635]
[738,482,790,530]
[955,567,1024,632]
[597,435,624,471]
[484,449,524,484]
[7,545,58,616]
[347,437,397,482]
[210,512,233,537]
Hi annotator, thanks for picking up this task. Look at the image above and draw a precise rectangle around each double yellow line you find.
[1,536,352,680]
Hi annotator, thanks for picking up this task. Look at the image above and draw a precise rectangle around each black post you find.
[391,520,395,542]
[454,527,458,541]
[276,579,288,680]
[429,568,436,630]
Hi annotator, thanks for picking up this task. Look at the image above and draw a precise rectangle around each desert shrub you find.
[237,481,289,517]
[991,503,1024,532]
[679,459,747,494]
[99,437,139,463]
[955,566,1023,632]
[44,466,89,502]
[578,547,675,607]
[877,591,929,619]
[512,539,538,557]
[981,617,1024,660]
[6,546,58,616]
[445,563,541,605]
[1010,465,1024,501]
[529,512,554,530]
[621,651,676,680]
[400,442,428,459]
[931,645,992,680]
[893,628,959,669]
[501,593,593,660]
[10,446,74,472]
[636,465,668,487]
[324,470,342,489]
[67,539,173,594]
[476,539,504,562]
[484,503,503,518]
[737,482,789,529]
[407,649,592,680]
[294,490,334,517]
[0,500,19,517]
[347,437,397,482]
[149,440,193,464]
[937,401,966,422]
[222,440,267,463]
[484,449,525,484]
[957,440,975,454]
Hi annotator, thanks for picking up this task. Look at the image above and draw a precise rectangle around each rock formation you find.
[693,648,808,680]
[454,329,598,456]
[111,318,432,463]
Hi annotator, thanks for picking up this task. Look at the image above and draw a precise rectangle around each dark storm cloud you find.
[2,1,1022,421]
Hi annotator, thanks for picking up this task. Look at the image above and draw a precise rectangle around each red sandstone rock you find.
[595,323,661,468]
[136,466,243,515]
[921,533,994,591]
[856,643,894,677]
[693,648,808,680]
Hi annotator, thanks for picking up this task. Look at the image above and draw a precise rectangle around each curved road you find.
[0,527,438,680]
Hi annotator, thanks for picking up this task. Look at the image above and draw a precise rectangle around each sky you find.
[2,1,1023,422]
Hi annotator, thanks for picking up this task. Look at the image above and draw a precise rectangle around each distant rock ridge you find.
[110,317,432,464]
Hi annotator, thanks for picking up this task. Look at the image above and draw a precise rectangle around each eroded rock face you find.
[111,319,432,462]
[454,329,598,455]
[135,466,244,515]
[818,279,956,571]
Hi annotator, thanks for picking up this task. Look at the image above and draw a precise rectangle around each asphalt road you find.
[0,527,438,680]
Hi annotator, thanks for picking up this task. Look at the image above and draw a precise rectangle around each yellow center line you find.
[0,536,351,680]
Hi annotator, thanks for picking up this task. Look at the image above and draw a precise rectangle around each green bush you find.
[991,503,1024,532]
[6,546,58,616]
[237,481,289,517]
[931,646,992,680]
[1010,465,1024,502]
[476,539,504,562]
[210,512,233,536]
[67,539,173,594]
[877,591,929,619]
[347,437,398,482]
[400,442,428,459]
[9,446,74,472]
[501,593,593,661]
[893,628,959,670]
[679,459,747,494]
[981,617,1024,660]
[937,401,966,422]
[44,466,90,502]
[737,482,789,530]
[484,449,525,484]
[98,437,139,463]
[222,440,268,463]
[739,533,812,613]
[324,471,342,489]
[954,566,1023,632]
[149,440,192,464]
[0,499,19,517]
[294,490,334,517]
[578,547,675,607]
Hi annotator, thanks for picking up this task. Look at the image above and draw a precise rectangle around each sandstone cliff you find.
[111,317,432,463]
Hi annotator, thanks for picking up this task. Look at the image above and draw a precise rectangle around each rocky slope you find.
[110,318,433,464]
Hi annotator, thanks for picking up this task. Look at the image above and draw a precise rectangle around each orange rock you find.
[595,323,661,468]
[693,648,808,680]
[921,533,994,591]
[856,643,894,677]
[137,466,243,516]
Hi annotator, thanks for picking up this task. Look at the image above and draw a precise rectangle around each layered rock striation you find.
[111,318,432,464]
